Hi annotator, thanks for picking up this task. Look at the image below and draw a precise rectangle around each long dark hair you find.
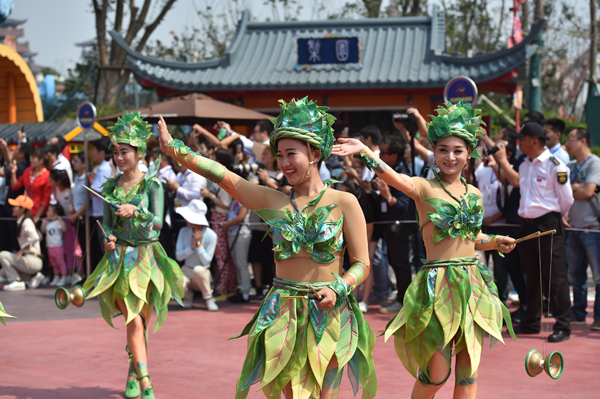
[16,208,34,237]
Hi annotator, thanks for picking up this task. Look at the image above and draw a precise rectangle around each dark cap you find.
[513,122,548,140]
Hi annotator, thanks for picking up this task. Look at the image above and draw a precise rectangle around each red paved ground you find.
[0,289,599,398]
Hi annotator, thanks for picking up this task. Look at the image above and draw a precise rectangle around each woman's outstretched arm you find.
[332,138,418,199]
[158,116,280,211]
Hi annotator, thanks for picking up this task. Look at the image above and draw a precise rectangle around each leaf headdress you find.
[269,97,336,160]
[426,101,486,158]
[108,112,153,155]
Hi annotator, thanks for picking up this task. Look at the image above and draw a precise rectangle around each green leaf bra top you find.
[420,171,483,243]
[253,179,345,263]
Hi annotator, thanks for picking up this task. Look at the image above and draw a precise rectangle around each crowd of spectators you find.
[0,110,597,341]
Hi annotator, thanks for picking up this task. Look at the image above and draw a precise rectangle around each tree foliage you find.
[53,0,591,125]
[93,0,178,106]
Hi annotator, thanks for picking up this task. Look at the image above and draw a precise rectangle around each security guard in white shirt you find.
[507,122,574,342]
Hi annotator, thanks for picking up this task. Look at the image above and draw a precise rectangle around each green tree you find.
[442,0,506,56]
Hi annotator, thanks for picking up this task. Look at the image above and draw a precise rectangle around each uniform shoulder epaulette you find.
[550,156,560,166]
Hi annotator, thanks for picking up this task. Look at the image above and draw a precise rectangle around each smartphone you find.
[236,144,242,154]
[19,124,24,132]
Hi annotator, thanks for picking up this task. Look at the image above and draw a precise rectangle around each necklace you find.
[289,179,336,214]
[432,170,469,204]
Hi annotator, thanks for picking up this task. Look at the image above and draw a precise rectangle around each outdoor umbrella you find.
[99,93,273,125]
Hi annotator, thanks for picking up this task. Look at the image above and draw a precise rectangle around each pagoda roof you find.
[0,18,27,27]
[111,6,544,92]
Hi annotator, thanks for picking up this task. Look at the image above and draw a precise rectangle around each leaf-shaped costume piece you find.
[254,180,344,264]
[233,278,377,399]
[108,111,153,155]
[82,159,184,332]
[426,101,486,159]
[383,257,516,380]
[423,193,483,243]
[0,301,15,326]
[353,151,384,173]
[269,97,336,159]
[421,170,483,244]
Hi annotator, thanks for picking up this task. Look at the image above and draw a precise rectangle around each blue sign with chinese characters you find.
[444,76,478,107]
[297,37,359,65]
[76,101,97,130]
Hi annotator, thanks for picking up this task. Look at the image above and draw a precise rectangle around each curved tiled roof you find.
[111,6,544,92]
[0,120,104,144]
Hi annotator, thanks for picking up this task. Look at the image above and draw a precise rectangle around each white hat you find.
[175,199,209,226]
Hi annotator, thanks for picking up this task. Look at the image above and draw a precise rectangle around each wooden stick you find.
[280,295,318,300]
[309,285,323,300]
[512,230,556,245]
[96,220,110,242]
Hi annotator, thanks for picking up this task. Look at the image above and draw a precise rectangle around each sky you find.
[7,0,591,76]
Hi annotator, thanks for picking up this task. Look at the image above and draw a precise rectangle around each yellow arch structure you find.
[0,43,44,124]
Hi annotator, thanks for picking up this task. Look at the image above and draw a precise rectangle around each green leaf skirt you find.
[0,300,15,326]
[82,242,184,333]
[231,278,377,399]
[384,257,516,378]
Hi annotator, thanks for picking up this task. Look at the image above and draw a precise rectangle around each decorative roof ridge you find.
[111,8,437,71]
[244,14,433,30]
[439,19,546,64]
[110,29,227,70]
[430,4,445,56]
[110,10,251,71]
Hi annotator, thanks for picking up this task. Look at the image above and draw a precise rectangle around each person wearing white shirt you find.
[175,199,218,311]
[543,117,570,165]
[0,195,44,291]
[167,161,207,242]
[88,138,113,271]
[169,163,207,208]
[47,136,73,183]
[154,148,177,258]
[501,122,574,342]
[358,125,381,188]
[46,144,74,184]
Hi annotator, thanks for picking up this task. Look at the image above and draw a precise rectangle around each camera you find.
[231,161,265,177]
[487,146,500,155]
[393,113,418,136]
[393,113,416,124]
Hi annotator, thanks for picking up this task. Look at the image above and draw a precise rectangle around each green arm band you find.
[167,139,226,183]
[354,151,385,174]
[329,273,352,304]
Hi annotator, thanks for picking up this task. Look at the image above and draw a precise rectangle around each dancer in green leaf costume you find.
[333,101,517,399]
[0,301,15,325]
[83,112,184,399]
[158,97,376,399]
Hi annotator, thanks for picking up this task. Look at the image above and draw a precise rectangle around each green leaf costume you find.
[0,301,15,326]
[231,181,376,399]
[380,154,516,381]
[83,125,184,332]
[166,98,377,399]
[232,279,376,399]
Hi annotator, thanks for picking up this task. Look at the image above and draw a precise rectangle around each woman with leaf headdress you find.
[332,102,517,399]
[83,112,184,399]
[158,97,377,399]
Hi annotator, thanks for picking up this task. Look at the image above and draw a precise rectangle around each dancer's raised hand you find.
[157,115,173,153]
[331,137,366,157]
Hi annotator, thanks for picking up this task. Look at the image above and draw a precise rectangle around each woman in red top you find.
[10,147,52,223]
